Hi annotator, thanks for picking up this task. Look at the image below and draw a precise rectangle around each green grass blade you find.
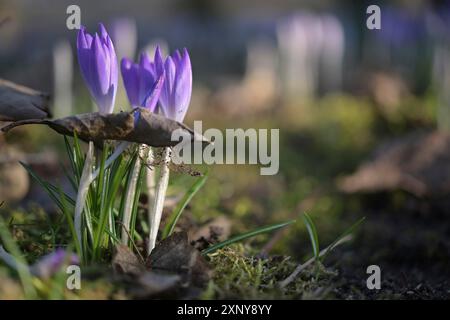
[93,143,112,255]
[129,157,147,246]
[20,162,75,209]
[162,173,208,239]
[320,216,366,261]
[59,188,82,260]
[201,219,296,255]
[302,212,320,259]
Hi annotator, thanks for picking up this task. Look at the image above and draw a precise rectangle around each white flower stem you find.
[121,145,146,245]
[148,147,171,254]
[146,147,156,207]
[74,141,94,257]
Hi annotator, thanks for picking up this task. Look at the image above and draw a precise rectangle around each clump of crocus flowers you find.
[76,23,192,255]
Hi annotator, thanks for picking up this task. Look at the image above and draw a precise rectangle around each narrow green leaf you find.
[302,212,320,259]
[58,187,81,259]
[20,162,75,209]
[162,173,208,239]
[93,142,112,253]
[201,219,296,255]
[320,217,366,261]
[129,155,147,245]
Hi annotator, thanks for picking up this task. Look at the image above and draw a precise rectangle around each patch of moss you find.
[203,244,338,299]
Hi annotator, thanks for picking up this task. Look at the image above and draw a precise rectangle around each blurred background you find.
[1,0,450,298]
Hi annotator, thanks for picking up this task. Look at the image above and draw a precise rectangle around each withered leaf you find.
[1,108,207,147]
[147,232,211,287]
[337,130,450,197]
[0,78,51,121]
[112,245,145,276]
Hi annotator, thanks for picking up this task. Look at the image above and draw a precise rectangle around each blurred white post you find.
[53,41,73,117]
[242,37,278,111]
[320,14,345,93]
[277,13,323,101]
[110,18,138,111]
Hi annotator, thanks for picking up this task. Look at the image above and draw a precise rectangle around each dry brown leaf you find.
[112,245,145,276]
[147,232,211,287]
[1,108,207,147]
[0,78,50,121]
[338,130,450,197]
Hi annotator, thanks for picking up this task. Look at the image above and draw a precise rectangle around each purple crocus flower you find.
[156,47,192,122]
[77,23,118,114]
[120,50,165,111]
[31,249,79,279]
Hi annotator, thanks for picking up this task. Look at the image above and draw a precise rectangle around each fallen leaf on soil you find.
[113,234,210,298]
[1,108,207,147]
[147,232,211,287]
[112,245,145,276]
[0,78,51,121]
[337,130,450,197]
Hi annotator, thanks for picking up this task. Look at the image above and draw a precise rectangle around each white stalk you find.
[148,147,171,254]
[146,147,156,211]
[74,141,94,255]
[121,145,146,245]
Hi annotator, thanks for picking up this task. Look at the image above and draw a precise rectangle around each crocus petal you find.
[159,56,176,118]
[99,23,108,41]
[77,27,92,49]
[121,58,140,107]
[106,35,119,108]
[173,48,192,121]
[172,49,182,65]
[154,46,164,72]
[143,74,165,112]
[76,24,118,114]
[31,249,79,279]
[121,53,164,111]
[93,35,110,94]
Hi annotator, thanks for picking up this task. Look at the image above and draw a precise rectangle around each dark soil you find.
[329,193,450,299]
